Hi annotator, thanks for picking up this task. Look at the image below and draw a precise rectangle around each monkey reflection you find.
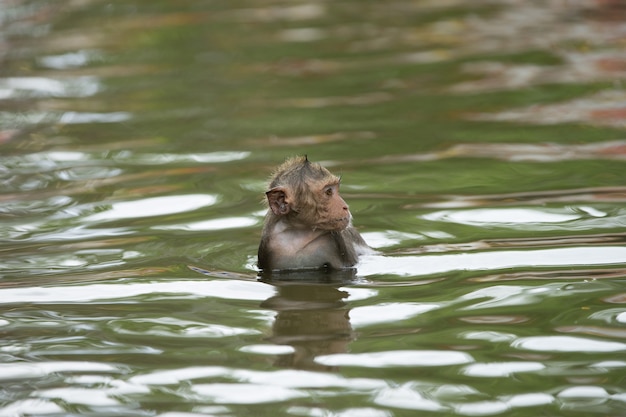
[258,156,370,272]
[260,276,354,371]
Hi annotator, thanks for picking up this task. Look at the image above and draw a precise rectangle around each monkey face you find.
[312,183,351,231]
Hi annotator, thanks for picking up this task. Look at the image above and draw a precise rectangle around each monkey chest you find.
[268,232,345,270]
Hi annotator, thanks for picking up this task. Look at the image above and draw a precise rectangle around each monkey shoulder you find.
[340,226,372,255]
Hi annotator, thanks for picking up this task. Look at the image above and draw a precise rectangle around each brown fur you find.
[258,156,369,271]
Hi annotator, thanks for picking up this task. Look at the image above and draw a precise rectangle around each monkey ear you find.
[266,187,290,216]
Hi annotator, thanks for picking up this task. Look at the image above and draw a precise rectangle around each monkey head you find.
[265,156,351,231]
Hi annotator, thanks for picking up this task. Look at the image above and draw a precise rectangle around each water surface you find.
[1,1,625,416]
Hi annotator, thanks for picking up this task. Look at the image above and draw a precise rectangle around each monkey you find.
[257,156,370,272]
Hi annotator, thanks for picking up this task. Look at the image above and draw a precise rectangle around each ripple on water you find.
[421,205,622,233]
[153,216,259,231]
[0,76,101,98]
[375,382,558,415]
[0,195,74,217]
[315,350,474,368]
[109,317,260,338]
[192,383,306,404]
[0,361,122,382]
[357,246,626,277]
[38,50,101,69]
[0,399,64,416]
[461,361,546,377]
[0,279,275,304]
[424,207,582,224]
[113,150,251,164]
[239,344,295,355]
[349,302,441,327]
[35,387,120,406]
[511,335,626,353]
[129,367,230,385]
[376,382,484,413]
[83,194,218,222]
[129,367,387,405]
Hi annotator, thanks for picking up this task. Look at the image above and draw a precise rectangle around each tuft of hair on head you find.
[268,155,324,187]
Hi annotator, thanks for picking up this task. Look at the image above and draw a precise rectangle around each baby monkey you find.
[258,156,369,272]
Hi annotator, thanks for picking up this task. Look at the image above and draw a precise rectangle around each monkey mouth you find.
[318,216,350,231]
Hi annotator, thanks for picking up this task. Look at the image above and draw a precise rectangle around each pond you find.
[1,1,625,416]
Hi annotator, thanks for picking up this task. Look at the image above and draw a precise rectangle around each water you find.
[1,1,625,416]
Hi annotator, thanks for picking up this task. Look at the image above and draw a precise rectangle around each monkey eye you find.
[324,186,334,196]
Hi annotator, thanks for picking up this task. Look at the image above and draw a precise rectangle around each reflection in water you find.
[260,272,356,370]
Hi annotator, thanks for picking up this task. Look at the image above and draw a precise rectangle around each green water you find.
[1,1,625,416]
